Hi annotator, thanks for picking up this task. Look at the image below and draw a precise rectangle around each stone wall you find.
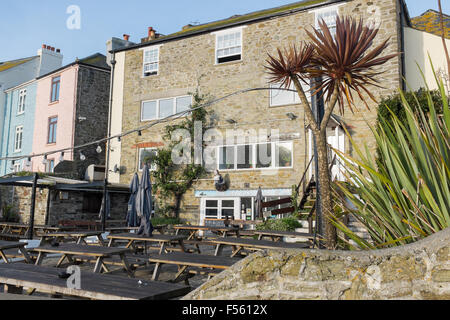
[0,186,128,226]
[72,65,111,180]
[184,228,450,300]
[118,0,403,224]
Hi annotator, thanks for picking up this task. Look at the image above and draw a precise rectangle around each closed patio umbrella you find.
[136,164,154,237]
[126,173,140,227]
[99,191,111,220]
[255,187,263,219]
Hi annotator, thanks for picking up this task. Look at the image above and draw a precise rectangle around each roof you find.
[0,56,39,73]
[0,175,129,193]
[36,53,110,80]
[411,9,450,39]
[113,0,347,53]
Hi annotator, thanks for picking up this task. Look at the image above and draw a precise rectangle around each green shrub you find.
[333,77,450,249]
[1,204,19,223]
[151,216,182,226]
[256,217,302,232]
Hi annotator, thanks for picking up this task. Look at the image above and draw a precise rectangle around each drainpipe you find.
[101,52,116,232]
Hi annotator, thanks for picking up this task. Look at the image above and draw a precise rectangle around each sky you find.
[0,0,449,65]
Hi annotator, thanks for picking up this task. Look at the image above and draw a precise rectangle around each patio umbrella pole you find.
[28,173,39,240]
[102,178,108,232]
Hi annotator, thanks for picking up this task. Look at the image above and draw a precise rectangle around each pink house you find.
[31,54,111,178]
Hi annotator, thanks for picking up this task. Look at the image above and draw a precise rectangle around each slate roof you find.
[0,56,39,73]
[113,0,347,53]
[411,9,450,39]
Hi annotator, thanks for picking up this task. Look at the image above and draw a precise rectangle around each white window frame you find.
[200,198,241,222]
[216,141,294,171]
[142,46,160,77]
[312,4,341,37]
[213,27,245,65]
[269,81,311,107]
[141,95,192,121]
[138,147,159,172]
[18,89,26,114]
[14,126,23,152]
[13,162,21,173]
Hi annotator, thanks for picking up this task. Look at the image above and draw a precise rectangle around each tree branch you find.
[291,76,319,132]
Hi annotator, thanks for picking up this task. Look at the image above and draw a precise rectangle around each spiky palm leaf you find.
[265,42,315,88]
[306,16,398,114]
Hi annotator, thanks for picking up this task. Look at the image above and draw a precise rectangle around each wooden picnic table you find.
[106,225,167,234]
[40,231,106,246]
[32,244,133,275]
[149,252,241,282]
[0,263,190,300]
[0,240,33,264]
[34,225,77,234]
[254,230,314,242]
[0,222,29,236]
[107,233,187,255]
[211,237,310,257]
[174,225,240,240]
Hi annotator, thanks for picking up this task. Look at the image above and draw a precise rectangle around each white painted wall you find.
[404,27,450,92]
[107,51,125,183]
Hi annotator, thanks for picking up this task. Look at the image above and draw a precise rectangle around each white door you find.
[327,127,345,181]
[200,198,240,226]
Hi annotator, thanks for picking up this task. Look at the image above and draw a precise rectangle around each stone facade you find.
[117,0,404,224]
[184,228,450,300]
[0,185,128,226]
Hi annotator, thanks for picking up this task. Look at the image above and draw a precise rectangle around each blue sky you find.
[0,0,448,65]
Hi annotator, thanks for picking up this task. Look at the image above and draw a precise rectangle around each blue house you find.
[0,80,37,175]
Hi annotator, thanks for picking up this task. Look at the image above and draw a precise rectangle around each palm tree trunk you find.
[316,128,337,249]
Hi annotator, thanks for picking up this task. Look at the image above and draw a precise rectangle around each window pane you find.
[275,142,293,168]
[222,209,234,217]
[142,101,157,120]
[237,145,253,169]
[219,146,235,170]
[206,209,218,217]
[176,96,191,113]
[206,200,218,208]
[139,148,158,171]
[256,143,272,168]
[222,200,235,208]
[159,98,174,118]
[270,83,295,106]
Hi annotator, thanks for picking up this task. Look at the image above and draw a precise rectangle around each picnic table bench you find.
[32,244,133,275]
[107,233,187,255]
[254,230,314,242]
[0,223,29,236]
[39,231,106,246]
[33,225,77,235]
[212,237,310,257]
[149,252,241,282]
[0,240,33,264]
[174,225,240,240]
[0,263,190,300]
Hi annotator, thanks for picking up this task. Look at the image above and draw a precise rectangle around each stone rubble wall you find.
[184,228,450,300]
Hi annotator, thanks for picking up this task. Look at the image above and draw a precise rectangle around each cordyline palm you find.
[265,16,397,249]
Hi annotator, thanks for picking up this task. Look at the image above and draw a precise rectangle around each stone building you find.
[107,0,438,225]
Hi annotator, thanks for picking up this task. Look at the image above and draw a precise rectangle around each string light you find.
[96,146,102,154]
[80,152,86,161]
[42,155,48,165]
[0,87,290,164]
[59,152,65,163]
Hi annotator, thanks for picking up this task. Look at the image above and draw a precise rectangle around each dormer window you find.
[215,27,243,64]
[143,47,159,76]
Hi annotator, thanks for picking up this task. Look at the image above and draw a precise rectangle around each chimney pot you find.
[56,49,61,53]
[123,34,130,41]
[148,27,156,40]
[42,44,46,49]
[46,45,51,50]
[51,47,55,52]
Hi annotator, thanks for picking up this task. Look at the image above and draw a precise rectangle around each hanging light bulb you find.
[59,152,65,163]
[10,160,15,171]
[96,146,102,154]
[117,136,121,142]
[80,152,86,161]
[25,157,32,168]
[138,130,142,136]
[42,155,48,165]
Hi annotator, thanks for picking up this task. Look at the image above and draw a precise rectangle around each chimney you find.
[148,27,156,40]
[123,34,130,41]
[37,44,63,77]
